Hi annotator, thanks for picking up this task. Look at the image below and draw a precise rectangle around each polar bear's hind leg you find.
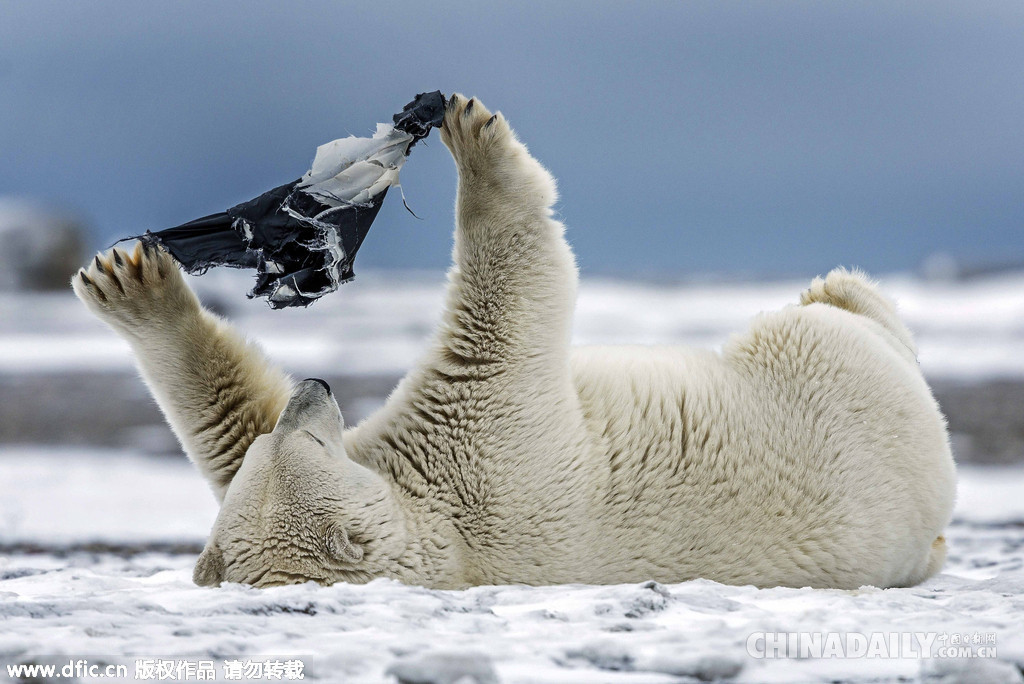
[800,267,916,356]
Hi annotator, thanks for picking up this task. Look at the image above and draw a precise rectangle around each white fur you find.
[74,94,955,590]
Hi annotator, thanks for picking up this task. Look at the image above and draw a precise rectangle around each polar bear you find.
[73,94,955,590]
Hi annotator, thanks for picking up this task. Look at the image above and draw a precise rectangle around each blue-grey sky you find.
[2,1,1022,278]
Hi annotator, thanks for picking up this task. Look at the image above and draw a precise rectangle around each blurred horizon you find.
[2,1,1022,279]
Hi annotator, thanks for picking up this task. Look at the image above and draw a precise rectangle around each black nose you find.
[304,377,331,394]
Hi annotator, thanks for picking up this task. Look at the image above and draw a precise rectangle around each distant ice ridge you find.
[0,270,1021,380]
[0,197,85,291]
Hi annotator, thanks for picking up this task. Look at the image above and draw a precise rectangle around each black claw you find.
[464,99,475,115]
[93,255,106,273]
[447,94,460,112]
[484,114,498,128]
[79,271,94,287]
[113,250,124,266]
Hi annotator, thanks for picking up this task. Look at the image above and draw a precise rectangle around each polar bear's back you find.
[569,292,954,589]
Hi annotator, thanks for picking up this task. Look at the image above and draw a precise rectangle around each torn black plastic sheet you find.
[138,91,446,308]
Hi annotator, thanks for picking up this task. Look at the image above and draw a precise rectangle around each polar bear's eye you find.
[303,430,325,447]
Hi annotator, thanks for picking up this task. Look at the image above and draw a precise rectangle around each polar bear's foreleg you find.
[435,94,577,377]
[73,243,293,500]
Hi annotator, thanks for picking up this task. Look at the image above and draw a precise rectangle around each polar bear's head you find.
[193,379,401,587]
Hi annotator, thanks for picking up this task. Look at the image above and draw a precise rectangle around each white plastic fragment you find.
[298,123,414,208]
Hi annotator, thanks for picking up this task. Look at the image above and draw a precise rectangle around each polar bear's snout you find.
[304,377,331,394]
[273,378,344,442]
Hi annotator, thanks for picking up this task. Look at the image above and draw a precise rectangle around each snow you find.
[1,269,1022,379]
[0,448,1022,683]
[0,449,216,544]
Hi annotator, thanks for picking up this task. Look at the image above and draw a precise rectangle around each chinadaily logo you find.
[746,632,998,659]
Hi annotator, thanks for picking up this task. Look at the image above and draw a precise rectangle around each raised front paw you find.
[440,94,557,206]
[72,241,200,335]
[440,94,514,170]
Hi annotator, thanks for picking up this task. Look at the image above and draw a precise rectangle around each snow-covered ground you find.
[1,271,1023,682]
[0,449,1022,683]
[1,268,1022,380]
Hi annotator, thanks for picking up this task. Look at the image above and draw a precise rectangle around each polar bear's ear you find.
[193,541,225,587]
[326,524,364,564]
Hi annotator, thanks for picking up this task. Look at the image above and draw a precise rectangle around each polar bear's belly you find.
[567,327,951,588]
